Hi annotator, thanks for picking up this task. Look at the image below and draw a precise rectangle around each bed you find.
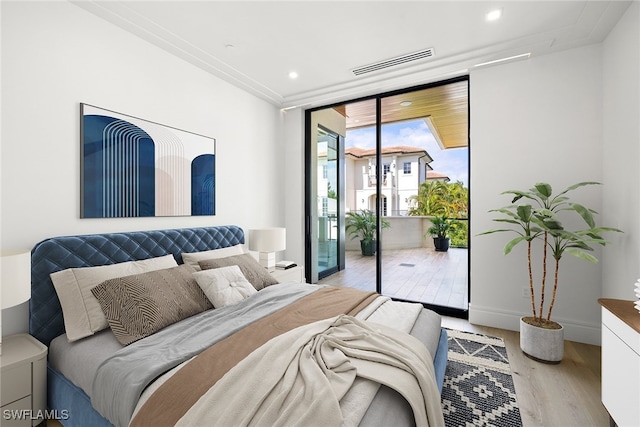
[30,225,448,426]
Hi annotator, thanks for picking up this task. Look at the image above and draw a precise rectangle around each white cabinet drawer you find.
[602,324,640,426]
[272,266,304,283]
[1,363,30,406]
[602,308,640,354]
[1,396,32,427]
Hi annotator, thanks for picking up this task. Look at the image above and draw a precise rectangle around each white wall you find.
[601,1,640,301]
[281,108,305,273]
[468,4,639,345]
[1,2,286,334]
[469,44,606,344]
[281,15,637,345]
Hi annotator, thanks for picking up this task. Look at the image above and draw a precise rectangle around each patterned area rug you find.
[442,329,523,427]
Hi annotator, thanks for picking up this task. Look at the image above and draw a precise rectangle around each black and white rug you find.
[442,329,523,427]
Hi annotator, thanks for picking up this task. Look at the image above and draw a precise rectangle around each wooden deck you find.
[317,247,468,310]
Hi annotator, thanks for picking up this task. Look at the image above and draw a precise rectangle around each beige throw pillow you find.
[181,244,245,268]
[198,254,278,290]
[50,254,178,342]
[193,265,257,308]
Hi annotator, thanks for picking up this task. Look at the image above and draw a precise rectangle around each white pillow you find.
[181,244,245,268]
[193,265,257,308]
[50,254,178,342]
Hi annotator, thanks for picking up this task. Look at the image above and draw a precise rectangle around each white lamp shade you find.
[1,251,31,309]
[248,228,286,253]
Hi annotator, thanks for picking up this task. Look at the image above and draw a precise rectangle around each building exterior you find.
[426,171,451,182]
[345,146,433,216]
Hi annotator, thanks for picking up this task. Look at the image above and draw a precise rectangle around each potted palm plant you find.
[480,182,621,363]
[345,209,390,256]
[427,215,456,252]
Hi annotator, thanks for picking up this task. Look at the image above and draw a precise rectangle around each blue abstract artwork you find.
[81,104,215,218]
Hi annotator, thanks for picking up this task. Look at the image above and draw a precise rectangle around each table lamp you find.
[248,228,286,272]
[1,251,31,310]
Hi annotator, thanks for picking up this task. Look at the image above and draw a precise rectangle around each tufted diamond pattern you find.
[30,226,244,346]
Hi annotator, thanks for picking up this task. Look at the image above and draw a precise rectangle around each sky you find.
[345,119,469,187]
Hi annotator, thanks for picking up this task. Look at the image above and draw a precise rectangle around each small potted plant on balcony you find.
[480,182,621,363]
[345,209,390,256]
[427,215,456,252]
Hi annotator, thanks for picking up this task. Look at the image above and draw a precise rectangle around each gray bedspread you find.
[49,328,123,397]
[92,283,317,427]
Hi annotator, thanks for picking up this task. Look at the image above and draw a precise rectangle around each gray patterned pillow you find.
[198,253,278,290]
[91,264,212,346]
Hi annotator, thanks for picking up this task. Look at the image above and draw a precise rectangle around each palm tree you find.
[447,181,469,218]
[479,182,622,324]
[409,180,468,218]
[409,180,469,247]
[409,181,449,216]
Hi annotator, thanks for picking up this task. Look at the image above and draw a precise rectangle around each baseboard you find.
[468,303,602,346]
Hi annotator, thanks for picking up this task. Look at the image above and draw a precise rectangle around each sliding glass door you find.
[305,110,346,283]
[305,77,469,317]
[316,127,340,278]
[378,82,469,311]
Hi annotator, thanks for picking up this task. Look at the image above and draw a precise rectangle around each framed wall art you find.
[81,103,215,218]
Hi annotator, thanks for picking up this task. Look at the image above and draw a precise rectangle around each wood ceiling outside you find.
[333,80,468,149]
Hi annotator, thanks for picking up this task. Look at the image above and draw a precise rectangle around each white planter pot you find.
[520,317,564,363]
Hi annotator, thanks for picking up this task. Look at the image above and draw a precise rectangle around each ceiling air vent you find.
[352,48,435,76]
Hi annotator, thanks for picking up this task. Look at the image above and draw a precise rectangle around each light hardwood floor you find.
[48,318,607,427]
[321,248,608,426]
[442,316,609,427]
[319,247,469,310]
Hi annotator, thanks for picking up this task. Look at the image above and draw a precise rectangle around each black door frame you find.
[305,75,470,319]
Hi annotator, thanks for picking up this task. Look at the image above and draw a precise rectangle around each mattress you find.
[49,303,442,405]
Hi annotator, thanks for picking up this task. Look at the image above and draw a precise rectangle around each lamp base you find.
[258,252,276,272]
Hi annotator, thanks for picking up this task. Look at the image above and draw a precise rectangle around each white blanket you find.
[176,315,445,427]
[131,296,425,426]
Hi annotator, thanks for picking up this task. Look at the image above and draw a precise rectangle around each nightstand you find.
[271,265,305,283]
[1,333,47,427]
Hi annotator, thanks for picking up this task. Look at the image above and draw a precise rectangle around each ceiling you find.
[73,1,631,110]
[334,79,469,149]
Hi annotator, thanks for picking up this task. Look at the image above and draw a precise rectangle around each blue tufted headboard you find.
[30,225,244,346]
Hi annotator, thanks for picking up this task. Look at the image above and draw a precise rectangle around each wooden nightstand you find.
[271,265,305,283]
[1,334,47,427]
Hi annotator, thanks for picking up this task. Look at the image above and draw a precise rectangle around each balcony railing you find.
[344,216,468,251]
[366,174,394,188]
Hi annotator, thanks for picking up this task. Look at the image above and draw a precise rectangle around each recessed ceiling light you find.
[288,71,298,79]
[486,8,502,21]
[400,101,412,107]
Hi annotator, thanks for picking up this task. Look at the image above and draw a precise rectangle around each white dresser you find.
[599,299,640,427]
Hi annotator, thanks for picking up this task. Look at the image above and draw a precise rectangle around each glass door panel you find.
[306,108,346,283]
[343,99,378,292]
[317,127,339,278]
[379,83,469,310]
